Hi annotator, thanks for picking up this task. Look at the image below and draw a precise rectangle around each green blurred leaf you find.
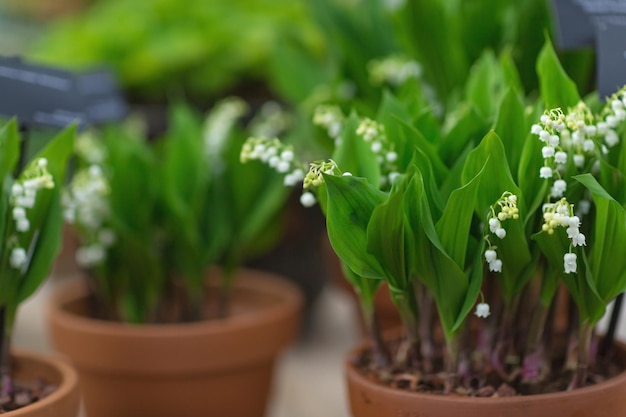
[325,174,386,278]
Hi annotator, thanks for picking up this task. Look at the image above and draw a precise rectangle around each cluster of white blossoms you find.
[249,101,291,139]
[483,193,519,273]
[240,136,305,187]
[368,55,422,87]
[8,158,55,271]
[541,198,586,274]
[63,163,114,268]
[203,97,248,171]
[355,118,400,187]
[313,105,345,142]
[532,89,626,198]
[300,160,345,208]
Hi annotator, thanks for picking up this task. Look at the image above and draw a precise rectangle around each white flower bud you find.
[539,167,553,179]
[495,228,507,239]
[475,302,491,318]
[10,247,27,269]
[573,154,585,168]
[554,151,567,164]
[488,259,502,273]
[564,252,577,274]
[484,249,497,263]
[300,192,316,208]
[542,146,555,158]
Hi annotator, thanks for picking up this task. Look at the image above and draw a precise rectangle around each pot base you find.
[48,269,302,417]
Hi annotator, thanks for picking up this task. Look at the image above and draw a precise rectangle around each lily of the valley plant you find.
[64,99,291,323]
[0,120,74,398]
[243,40,626,395]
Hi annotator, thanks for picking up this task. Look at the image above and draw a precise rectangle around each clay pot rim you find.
[345,339,626,405]
[48,267,302,339]
[8,350,79,416]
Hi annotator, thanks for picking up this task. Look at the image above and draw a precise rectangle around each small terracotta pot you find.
[48,269,302,417]
[346,340,626,417]
[8,351,80,417]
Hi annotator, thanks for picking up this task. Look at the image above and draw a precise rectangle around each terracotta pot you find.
[47,269,302,417]
[345,340,626,417]
[8,351,80,417]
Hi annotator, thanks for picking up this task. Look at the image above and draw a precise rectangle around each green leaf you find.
[461,131,522,215]
[332,112,381,187]
[493,88,528,175]
[16,125,75,304]
[574,174,626,303]
[435,166,484,269]
[403,167,478,341]
[367,174,409,290]
[536,38,581,110]
[0,119,20,179]
[325,174,386,278]
[465,50,503,120]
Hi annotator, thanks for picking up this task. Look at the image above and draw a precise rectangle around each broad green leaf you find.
[439,105,487,167]
[536,38,581,110]
[435,166,484,269]
[325,174,386,278]
[465,50,503,120]
[0,119,20,179]
[461,131,522,214]
[533,228,604,324]
[499,48,523,95]
[332,112,381,187]
[493,88,528,174]
[17,125,75,304]
[574,174,626,303]
[395,120,448,184]
[403,167,476,341]
[367,174,409,290]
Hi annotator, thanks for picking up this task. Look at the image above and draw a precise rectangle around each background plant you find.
[0,119,74,397]
[64,99,292,323]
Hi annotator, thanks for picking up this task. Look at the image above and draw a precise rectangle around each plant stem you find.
[359,298,390,369]
[570,320,593,389]
[522,301,550,383]
[491,294,521,376]
[390,286,420,369]
[444,332,461,393]
[415,282,434,373]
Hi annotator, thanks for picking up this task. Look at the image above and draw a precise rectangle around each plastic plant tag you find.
[593,15,626,98]
[551,0,595,49]
[0,56,127,129]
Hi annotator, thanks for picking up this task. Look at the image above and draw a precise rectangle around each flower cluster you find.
[9,158,54,270]
[63,162,114,268]
[368,55,422,87]
[597,86,626,149]
[240,136,305,187]
[249,101,291,139]
[300,160,343,207]
[355,118,400,187]
[313,105,345,142]
[203,97,248,169]
[541,198,586,274]
[483,192,519,273]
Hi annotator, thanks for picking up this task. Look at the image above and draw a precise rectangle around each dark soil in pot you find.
[346,337,626,417]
